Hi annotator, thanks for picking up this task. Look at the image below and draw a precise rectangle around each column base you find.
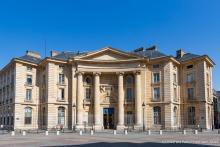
[93,125,103,131]
[134,125,143,131]
[116,125,125,131]
[75,124,84,131]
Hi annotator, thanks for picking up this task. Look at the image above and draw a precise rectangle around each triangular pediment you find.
[74,47,141,61]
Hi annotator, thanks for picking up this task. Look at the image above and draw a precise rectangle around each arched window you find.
[188,106,196,125]
[58,107,65,125]
[173,107,178,126]
[153,106,161,125]
[126,75,133,85]
[85,76,92,85]
[24,107,32,124]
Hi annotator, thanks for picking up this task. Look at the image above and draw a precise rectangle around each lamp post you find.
[142,102,145,131]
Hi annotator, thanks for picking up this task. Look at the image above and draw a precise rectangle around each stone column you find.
[93,72,101,130]
[117,72,125,130]
[134,70,142,128]
[76,72,84,129]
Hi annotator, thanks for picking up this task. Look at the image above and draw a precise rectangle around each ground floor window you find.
[188,106,196,125]
[173,107,178,126]
[58,107,65,125]
[25,107,32,124]
[154,106,161,125]
[126,111,134,125]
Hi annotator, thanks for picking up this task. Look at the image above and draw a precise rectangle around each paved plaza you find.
[0,130,220,147]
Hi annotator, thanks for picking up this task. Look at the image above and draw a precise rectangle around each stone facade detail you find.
[0,47,215,131]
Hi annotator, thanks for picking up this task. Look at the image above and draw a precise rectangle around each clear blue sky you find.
[0,0,219,89]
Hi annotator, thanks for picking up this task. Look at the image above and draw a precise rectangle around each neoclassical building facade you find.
[0,46,215,131]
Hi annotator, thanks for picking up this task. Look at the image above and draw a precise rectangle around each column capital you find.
[76,71,84,76]
[93,72,101,76]
[133,70,141,75]
[116,72,124,76]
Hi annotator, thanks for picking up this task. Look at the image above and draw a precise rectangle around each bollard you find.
[11,131,15,136]
[194,130,198,135]
[218,129,220,134]
[79,130,82,136]
[183,130,186,135]
[45,131,48,136]
[56,131,60,136]
[159,130,162,135]
[148,130,151,135]
[22,131,26,136]
[113,130,117,135]
[124,130,128,135]
[90,130,94,136]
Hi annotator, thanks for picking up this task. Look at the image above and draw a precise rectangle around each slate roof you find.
[176,53,201,62]
[133,47,167,59]
[16,55,42,64]
[51,51,87,61]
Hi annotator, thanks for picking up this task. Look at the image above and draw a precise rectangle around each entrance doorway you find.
[103,108,114,129]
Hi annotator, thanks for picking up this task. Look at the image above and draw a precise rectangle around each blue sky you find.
[0,0,219,89]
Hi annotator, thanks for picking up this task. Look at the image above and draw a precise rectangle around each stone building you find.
[0,46,215,131]
[213,90,220,129]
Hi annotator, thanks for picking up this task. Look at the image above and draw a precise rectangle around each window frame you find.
[24,107,32,125]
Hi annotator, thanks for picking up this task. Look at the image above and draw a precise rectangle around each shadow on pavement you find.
[55,142,215,147]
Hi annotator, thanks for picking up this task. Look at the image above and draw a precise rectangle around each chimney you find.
[176,49,185,58]
[26,50,41,59]
[134,47,144,52]
[146,45,157,51]
[50,50,60,57]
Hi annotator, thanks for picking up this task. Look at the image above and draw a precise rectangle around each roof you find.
[133,49,167,59]
[176,53,201,62]
[16,55,42,64]
[51,51,87,61]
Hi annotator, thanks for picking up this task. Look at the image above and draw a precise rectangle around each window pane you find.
[27,75,32,85]
[58,107,65,125]
[154,88,160,100]
[153,73,160,83]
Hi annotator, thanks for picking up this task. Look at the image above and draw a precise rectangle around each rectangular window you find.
[126,88,133,101]
[187,73,193,83]
[58,88,65,100]
[27,66,32,71]
[126,111,133,125]
[173,73,177,83]
[188,107,196,125]
[188,88,194,100]
[174,87,177,101]
[153,73,160,83]
[207,73,209,84]
[26,89,32,101]
[59,74,65,85]
[153,87,160,100]
[153,64,160,69]
[26,75,32,85]
[85,87,91,99]
[207,88,209,98]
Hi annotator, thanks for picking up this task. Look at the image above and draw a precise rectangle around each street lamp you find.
[142,102,146,131]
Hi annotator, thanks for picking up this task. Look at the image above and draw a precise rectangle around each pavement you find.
[0,130,220,147]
